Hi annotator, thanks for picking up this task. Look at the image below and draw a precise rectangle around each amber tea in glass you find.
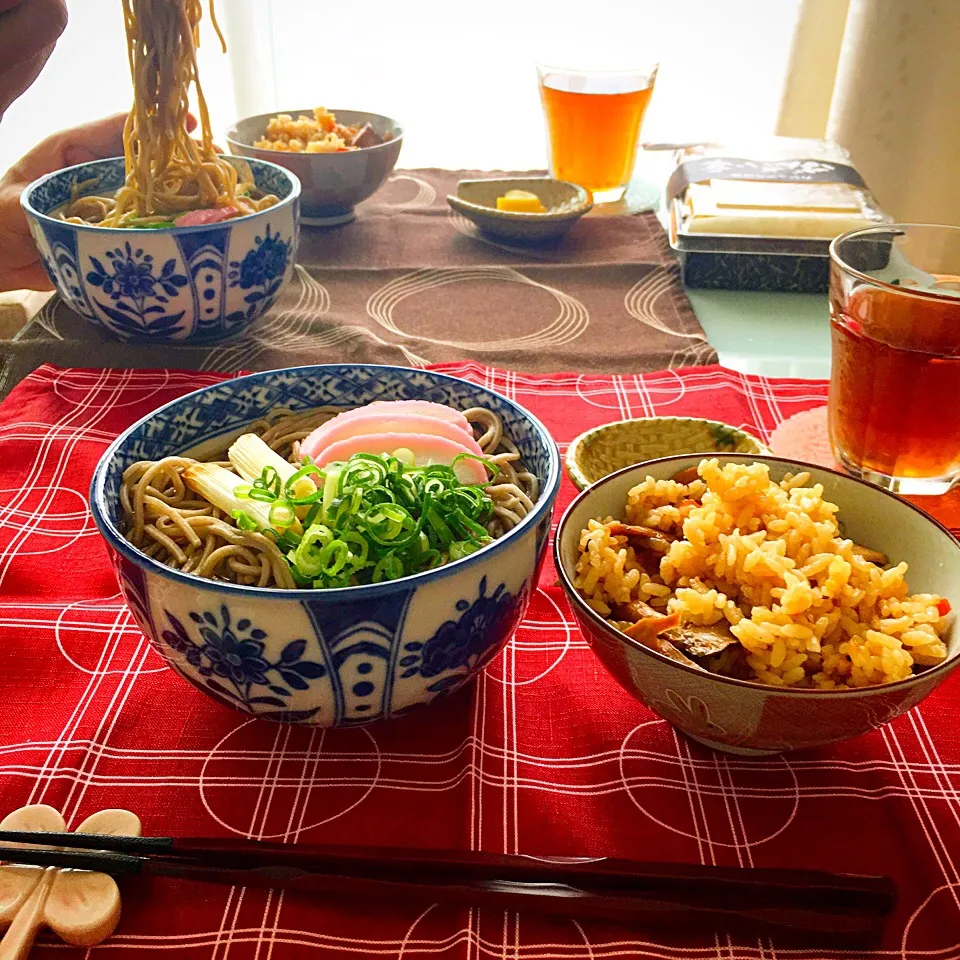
[829,224,960,495]
[537,63,657,203]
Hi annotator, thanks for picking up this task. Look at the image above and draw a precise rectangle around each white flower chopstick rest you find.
[0,804,141,958]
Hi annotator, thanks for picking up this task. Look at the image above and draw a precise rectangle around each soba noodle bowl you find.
[120,403,539,590]
[60,0,278,228]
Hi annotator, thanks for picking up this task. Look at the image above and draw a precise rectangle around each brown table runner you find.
[0,170,715,395]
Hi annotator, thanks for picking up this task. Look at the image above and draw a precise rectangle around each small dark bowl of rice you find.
[21,155,300,344]
[90,364,561,728]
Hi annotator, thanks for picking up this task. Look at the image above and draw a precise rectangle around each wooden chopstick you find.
[0,839,895,946]
[0,845,887,946]
[0,832,897,913]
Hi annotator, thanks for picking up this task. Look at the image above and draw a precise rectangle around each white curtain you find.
[778,0,960,225]
[827,0,960,225]
[0,0,803,173]
[226,0,803,170]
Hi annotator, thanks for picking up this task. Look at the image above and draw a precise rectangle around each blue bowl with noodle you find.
[90,365,561,727]
[21,155,300,343]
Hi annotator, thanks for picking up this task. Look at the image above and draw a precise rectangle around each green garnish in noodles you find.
[123,217,176,229]
[236,451,498,588]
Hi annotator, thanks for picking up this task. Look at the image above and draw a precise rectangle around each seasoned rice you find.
[574,459,951,689]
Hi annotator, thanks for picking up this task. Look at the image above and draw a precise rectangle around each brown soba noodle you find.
[61,0,277,227]
[120,406,539,589]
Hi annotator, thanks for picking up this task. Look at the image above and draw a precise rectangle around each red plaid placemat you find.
[0,362,958,959]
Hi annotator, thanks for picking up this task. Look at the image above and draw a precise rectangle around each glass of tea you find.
[537,62,658,204]
[829,223,960,495]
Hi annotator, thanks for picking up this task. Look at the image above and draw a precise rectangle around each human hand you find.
[0,0,69,120]
[0,113,127,292]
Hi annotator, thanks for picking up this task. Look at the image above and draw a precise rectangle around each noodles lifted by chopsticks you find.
[62,0,278,228]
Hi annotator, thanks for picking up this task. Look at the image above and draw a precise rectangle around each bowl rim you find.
[90,363,562,600]
[554,452,960,697]
[20,155,301,235]
[565,416,772,490]
[225,107,405,156]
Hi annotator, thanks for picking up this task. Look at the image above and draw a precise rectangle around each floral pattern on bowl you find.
[21,156,300,343]
[93,365,562,728]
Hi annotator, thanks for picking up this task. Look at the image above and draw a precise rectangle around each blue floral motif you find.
[400,577,527,694]
[86,242,189,339]
[114,553,155,639]
[230,228,289,289]
[161,604,327,723]
[39,249,59,287]
[225,224,291,326]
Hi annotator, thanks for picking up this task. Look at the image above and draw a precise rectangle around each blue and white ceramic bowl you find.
[90,365,561,727]
[21,156,300,343]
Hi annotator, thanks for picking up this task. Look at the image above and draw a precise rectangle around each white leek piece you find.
[183,462,302,534]
[228,433,317,503]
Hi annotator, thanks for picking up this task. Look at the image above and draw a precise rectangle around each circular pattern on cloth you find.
[199,720,381,838]
[624,271,709,341]
[901,883,960,959]
[381,175,437,209]
[55,596,166,676]
[0,485,93,554]
[52,367,171,410]
[367,266,589,352]
[200,265,333,373]
[484,588,573,687]
[618,720,800,847]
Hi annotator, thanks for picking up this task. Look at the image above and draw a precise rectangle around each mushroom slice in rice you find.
[619,610,705,669]
[606,522,675,552]
[671,466,701,485]
[615,599,738,659]
[851,543,888,565]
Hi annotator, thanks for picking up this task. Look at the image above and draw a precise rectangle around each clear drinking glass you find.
[537,62,658,204]
[828,223,960,495]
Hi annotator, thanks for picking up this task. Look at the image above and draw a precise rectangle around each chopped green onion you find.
[231,509,258,531]
[451,452,501,481]
[372,553,405,582]
[426,507,454,546]
[284,463,323,504]
[269,502,296,527]
[265,449,498,588]
[449,539,489,561]
[124,217,176,229]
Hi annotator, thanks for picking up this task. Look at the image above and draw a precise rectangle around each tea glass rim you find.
[829,221,960,306]
[535,61,659,79]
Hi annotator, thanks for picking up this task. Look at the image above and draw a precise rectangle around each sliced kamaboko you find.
[300,413,484,465]
[300,402,473,461]
[312,433,489,485]
[367,400,472,433]
[300,403,471,462]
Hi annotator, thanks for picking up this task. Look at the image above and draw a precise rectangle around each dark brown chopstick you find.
[0,832,897,913]
[0,844,890,946]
